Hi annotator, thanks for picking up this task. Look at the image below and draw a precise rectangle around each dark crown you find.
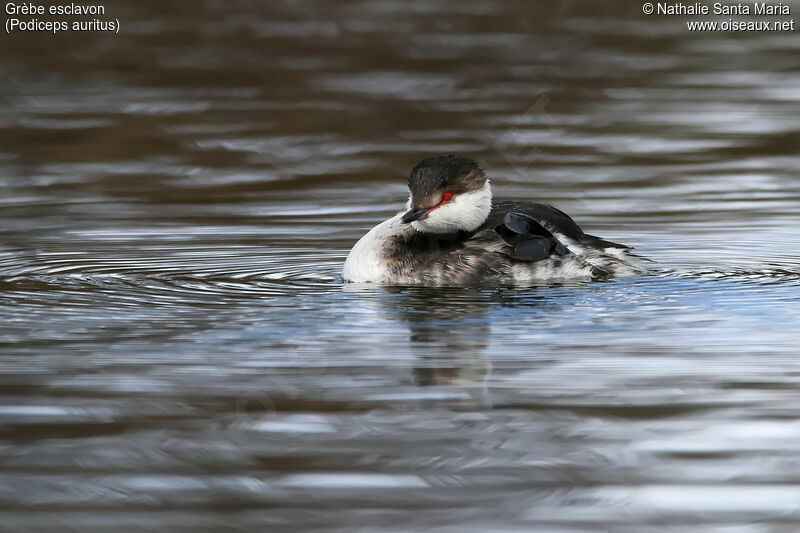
[408,155,486,204]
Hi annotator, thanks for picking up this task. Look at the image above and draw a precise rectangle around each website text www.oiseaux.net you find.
[687,18,795,31]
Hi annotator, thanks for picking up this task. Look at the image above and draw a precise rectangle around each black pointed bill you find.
[401,206,431,224]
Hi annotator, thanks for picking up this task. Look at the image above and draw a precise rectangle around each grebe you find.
[342,155,647,285]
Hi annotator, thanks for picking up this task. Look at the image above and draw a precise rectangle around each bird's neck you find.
[342,212,413,283]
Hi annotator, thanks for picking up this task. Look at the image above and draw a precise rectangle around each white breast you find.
[342,212,409,283]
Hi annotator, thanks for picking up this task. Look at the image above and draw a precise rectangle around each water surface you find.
[2,1,800,530]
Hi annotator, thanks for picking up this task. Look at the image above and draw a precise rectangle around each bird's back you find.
[387,200,646,285]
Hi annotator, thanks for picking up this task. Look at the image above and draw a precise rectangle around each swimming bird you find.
[342,155,647,285]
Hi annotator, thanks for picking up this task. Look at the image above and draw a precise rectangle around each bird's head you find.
[401,155,492,234]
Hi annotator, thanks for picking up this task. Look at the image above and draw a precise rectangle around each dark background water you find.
[2,1,800,531]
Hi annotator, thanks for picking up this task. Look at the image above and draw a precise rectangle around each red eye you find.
[442,191,453,202]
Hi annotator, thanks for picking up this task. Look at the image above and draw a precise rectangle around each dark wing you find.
[579,233,632,250]
[486,201,633,250]
[485,201,585,241]
[494,212,569,262]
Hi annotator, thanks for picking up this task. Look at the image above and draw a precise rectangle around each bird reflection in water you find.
[382,287,495,405]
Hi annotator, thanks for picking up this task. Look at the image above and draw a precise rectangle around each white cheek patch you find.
[411,181,493,234]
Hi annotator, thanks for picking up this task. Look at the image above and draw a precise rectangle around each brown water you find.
[2,1,800,531]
